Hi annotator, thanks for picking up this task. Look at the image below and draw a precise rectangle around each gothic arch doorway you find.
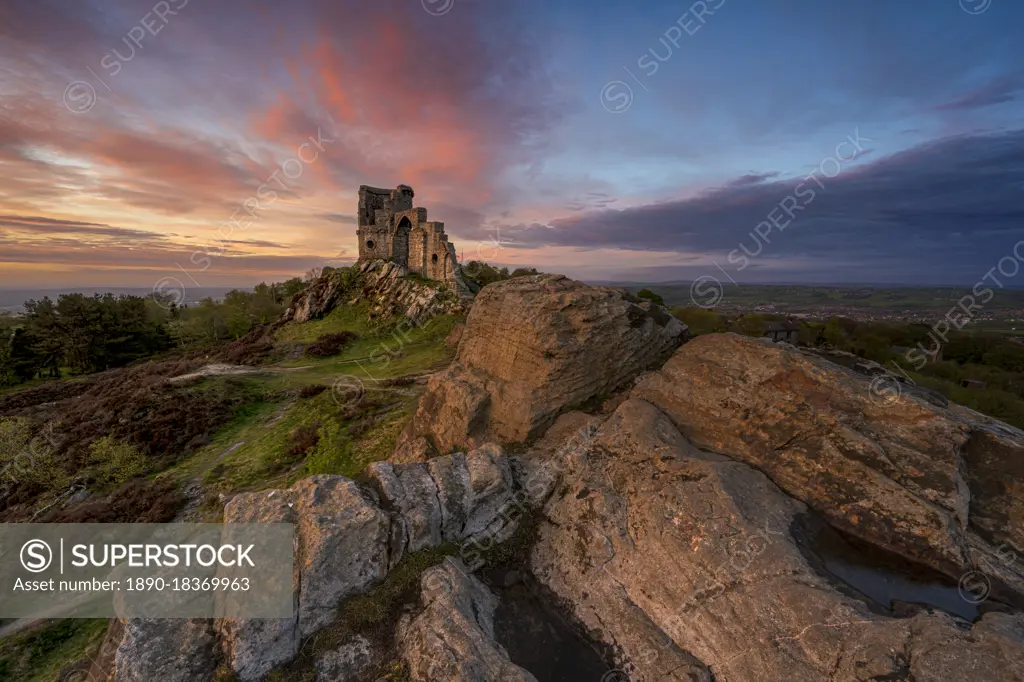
[393,216,411,263]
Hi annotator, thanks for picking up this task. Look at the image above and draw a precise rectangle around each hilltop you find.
[4,270,1024,682]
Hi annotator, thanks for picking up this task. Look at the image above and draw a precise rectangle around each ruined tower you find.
[356,184,459,284]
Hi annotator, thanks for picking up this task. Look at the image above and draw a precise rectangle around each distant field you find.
[618,282,1024,325]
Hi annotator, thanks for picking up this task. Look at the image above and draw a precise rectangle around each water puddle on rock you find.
[481,567,614,681]
[804,522,980,621]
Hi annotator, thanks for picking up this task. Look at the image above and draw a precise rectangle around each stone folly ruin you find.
[356,184,459,286]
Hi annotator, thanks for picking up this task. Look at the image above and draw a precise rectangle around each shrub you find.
[306,331,358,358]
[304,422,354,476]
[298,384,328,398]
[89,436,148,486]
[0,416,68,493]
[670,307,726,336]
[636,288,665,306]
[41,477,184,523]
[217,323,283,365]
[289,424,321,456]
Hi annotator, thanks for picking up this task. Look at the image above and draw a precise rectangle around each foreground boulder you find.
[532,397,1024,681]
[203,449,524,680]
[216,477,390,680]
[397,557,538,682]
[399,274,687,454]
[218,489,301,681]
[113,619,218,682]
[634,333,1024,591]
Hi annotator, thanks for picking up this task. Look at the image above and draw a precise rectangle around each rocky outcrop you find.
[113,618,218,682]
[283,259,465,325]
[109,287,1024,682]
[396,557,538,682]
[283,270,354,324]
[367,443,518,560]
[632,333,1024,592]
[315,635,376,681]
[532,397,1024,681]
[399,274,688,454]
[293,476,392,639]
[217,488,300,681]
[216,477,391,680]
[205,449,525,680]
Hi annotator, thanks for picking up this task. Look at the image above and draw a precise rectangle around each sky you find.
[1,0,1023,290]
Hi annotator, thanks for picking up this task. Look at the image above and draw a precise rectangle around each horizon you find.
[2,1,1024,288]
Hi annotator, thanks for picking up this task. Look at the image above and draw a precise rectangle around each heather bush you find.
[305,331,358,358]
[89,436,148,486]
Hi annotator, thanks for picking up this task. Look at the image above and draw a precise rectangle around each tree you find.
[8,328,42,381]
[276,277,308,303]
[462,261,509,287]
[822,318,849,349]
[636,289,665,306]
[734,314,767,338]
[670,307,725,336]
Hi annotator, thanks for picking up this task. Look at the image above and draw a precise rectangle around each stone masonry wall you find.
[356,185,459,285]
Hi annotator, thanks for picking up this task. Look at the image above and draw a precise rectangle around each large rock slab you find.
[215,476,391,680]
[397,557,539,682]
[365,461,443,554]
[218,489,300,681]
[399,274,687,453]
[293,476,391,638]
[633,333,1024,584]
[532,397,1024,681]
[113,618,218,682]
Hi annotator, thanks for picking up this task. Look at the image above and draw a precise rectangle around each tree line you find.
[0,272,324,386]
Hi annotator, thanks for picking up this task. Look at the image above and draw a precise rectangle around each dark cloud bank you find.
[502,129,1024,284]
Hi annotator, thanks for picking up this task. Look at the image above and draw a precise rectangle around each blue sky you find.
[1,0,1022,287]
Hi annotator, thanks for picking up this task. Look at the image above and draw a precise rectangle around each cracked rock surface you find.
[398,273,687,454]
[634,332,1024,594]
[396,557,538,682]
[531,396,1024,681]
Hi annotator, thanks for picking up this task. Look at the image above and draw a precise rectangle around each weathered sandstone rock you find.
[532,397,1024,681]
[390,435,436,464]
[365,461,444,554]
[315,634,376,681]
[293,476,391,639]
[633,332,1024,587]
[462,443,516,541]
[397,557,538,682]
[214,476,391,680]
[218,489,300,681]
[113,618,218,682]
[444,321,465,348]
[400,274,687,453]
[427,451,472,542]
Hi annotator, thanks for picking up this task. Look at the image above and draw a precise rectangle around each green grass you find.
[275,304,374,343]
[164,311,459,501]
[0,619,108,682]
